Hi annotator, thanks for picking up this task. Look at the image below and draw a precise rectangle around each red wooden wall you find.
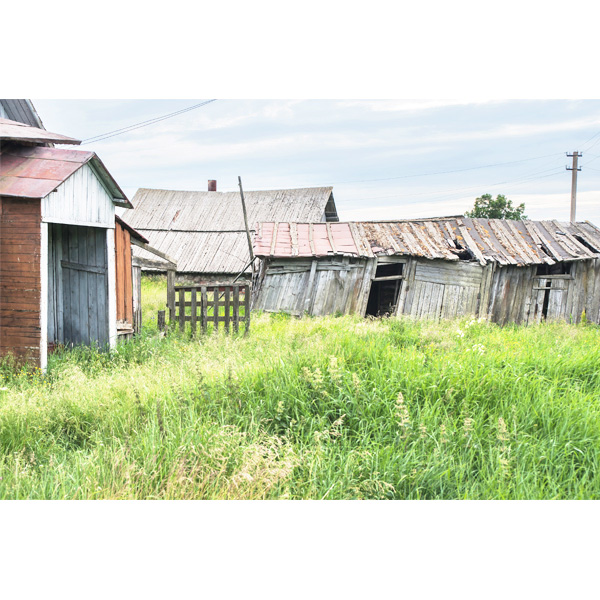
[115,219,133,326]
[0,197,42,366]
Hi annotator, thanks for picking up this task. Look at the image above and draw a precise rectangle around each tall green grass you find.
[1,276,600,499]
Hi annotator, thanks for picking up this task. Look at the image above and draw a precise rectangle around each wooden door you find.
[48,224,109,348]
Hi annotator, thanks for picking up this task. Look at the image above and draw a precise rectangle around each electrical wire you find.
[81,100,217,144]
[328,153,562,185]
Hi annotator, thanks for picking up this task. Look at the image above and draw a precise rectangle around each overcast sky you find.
[33,99,600,224]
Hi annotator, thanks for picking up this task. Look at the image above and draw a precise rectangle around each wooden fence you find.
[166,284,250,334]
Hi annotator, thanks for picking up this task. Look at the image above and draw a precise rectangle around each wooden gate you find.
[171,284,250,334]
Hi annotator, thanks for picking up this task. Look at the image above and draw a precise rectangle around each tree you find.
[465,193,527,220]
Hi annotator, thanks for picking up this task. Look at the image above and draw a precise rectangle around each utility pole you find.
[566,151,582,223]
[238,176,255,277]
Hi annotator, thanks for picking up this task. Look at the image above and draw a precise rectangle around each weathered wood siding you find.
[253,257,368,316]
[42,163,115,229]
[47,224,109,348]
[115,220,133,327]
[0,196,42,365]
[400,259,484,319]
[132,264,142,334]
[489,260,600,325]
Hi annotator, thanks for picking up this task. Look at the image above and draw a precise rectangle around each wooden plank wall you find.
[0,196,42,365]
[254,257,368,316]
[401,259,483,319]
[114,220,133,326]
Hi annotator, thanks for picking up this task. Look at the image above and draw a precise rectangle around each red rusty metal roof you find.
[254,219,600,266]
[0,144,132,207]
[0,117,81,145]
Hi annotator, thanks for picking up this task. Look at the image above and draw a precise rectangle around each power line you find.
[81,100,217,144]
[347,167,565,204]
[329,153,562,185]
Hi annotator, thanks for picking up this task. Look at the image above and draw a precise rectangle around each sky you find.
[33,99,600,224]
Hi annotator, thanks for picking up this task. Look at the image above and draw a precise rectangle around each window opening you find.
[365,263,403,317]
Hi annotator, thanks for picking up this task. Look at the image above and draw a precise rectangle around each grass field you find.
[1,275,600,499]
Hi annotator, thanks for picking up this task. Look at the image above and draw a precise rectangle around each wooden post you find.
[157,310,166,332]
[190,288,197,335]
[238,176,255,277]
[244,284,250,335]
[201,285,207,334]
[167,269,176,327]
[233,285,240,334]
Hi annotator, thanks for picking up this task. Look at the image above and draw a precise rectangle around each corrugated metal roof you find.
[0,144,132,208]
[126,186,336,274]
[0,100,44,129]
[254,218,600,266]
[0,117,80,145]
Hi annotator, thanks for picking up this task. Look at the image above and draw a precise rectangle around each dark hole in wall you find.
[366,263,403,317]
[536,262,572,319]
[536,262,572,276]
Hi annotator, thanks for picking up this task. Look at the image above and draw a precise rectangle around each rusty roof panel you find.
[0,117,80,145]
[254,218,600,266]
[0,144,130,207]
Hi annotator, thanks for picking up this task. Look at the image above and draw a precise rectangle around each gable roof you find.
[254,218,600,267]
[0,144,132,208]
[125,186,337,274]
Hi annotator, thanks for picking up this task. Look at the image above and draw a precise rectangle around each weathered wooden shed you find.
[0,118,133,368]
[123,184,339,283]
[252,218,600,325]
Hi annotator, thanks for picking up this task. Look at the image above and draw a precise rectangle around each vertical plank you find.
[178,288,186,332]
[213,286,219,331]
[132,265,142,334]
[124,228,133,325]
[167,269,176,326]
[190,288,197,335]
[244,284,250,335]
[201,285,208,334]
[87,225,98,344]
[233,285,240,334]
[224,286,231,333]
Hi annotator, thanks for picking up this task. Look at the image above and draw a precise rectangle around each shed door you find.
[48,224,109,348]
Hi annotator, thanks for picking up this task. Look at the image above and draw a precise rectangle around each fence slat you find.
[201,286,207,334]
[224,286,230,333]
[190,288,197,334]
[178,288,186,332]
[213,287,219,331]
[233,286,240,334]
[244,284,250,335]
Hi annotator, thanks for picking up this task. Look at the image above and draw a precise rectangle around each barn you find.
[252,218,600,325]
[123,184,339,283]
[0,117,136,368]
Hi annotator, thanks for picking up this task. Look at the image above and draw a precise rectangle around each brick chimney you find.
[208,180,217,192]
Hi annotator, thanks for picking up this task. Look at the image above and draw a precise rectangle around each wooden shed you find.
[252,218,600,325]
[0,118,133,368]
[123,184,339,283]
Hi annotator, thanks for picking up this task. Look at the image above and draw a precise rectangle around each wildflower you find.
[419,424,427,439]
[497,417,509,442]
[456,329,465,338]
[327,356,343,381]
[395,392,411,436]
[351,372,361,391]
[440,423,448,444]
[463,417,474,437]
